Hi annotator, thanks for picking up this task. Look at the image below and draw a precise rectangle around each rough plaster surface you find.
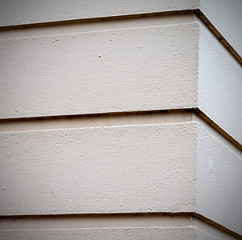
[198,22,242,144]
[0,22,198,119]
[0,15,196,40]
[0,227,196,240]
[0,6,241,237]
[0,226,237,240]
[196,122,242,235]
[0,119,241,235]
[0,123,197,215]
[1,16,240,145]
[0,0,241,58]
[0,0,199,26]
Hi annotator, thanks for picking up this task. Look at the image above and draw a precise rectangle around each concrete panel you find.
[0,22,198,119]
[200,0,242,56]
[0,227,196,240]
[0,0,199,27]
[198,22,242,144]
[0,123,197,215]
[196,122,242,235]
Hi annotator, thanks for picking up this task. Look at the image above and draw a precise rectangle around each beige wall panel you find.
[0,227,196,240]
[196,122,242,235]
[0,0,199,27]
[198,22,242,144]
[0,23,198,119]
[0,123,197,215]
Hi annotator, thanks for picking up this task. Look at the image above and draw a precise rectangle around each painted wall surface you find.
[0,227,196,240]
[0,123,197,215]
[198,22,242,144]
[0,1,241,239]
[0,0,199,26]
[1,119,241,236]
[1,16,241,146]
[0,0,241,58]
[0,21,198,119]
[197,122,242,235]
[200,0,242,56]
[195,228,218,240]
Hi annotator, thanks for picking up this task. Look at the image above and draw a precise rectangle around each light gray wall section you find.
[196,122,242,235]
[195,228,218,240]
[200,0,242,56]
[198,22,242,144]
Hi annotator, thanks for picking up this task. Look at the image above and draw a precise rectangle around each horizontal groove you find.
[0,9,240,65]
[0,212,240,238]
[0,14,195,40]
[0,212,191,230]
[0,110,193,132]
[0,10,195,31]
[0,109,241,151]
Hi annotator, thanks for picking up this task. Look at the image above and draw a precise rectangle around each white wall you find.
[0,1,241,239]
[0,20,198,119]
[0,227,196,240]
[197,121,242,235]
[198,22,242,144]
[0,0,199,26]
[200,0,242,56]
[0,122,197,215]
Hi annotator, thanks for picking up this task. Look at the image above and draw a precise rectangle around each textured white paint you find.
[0,15,196,40]
[0,5,241,236]
[0,116,241,235]
[0,227,196,240]
[0,0,240,57]
[0,217,237,240]
[1,16,240,146]
[0,0,199,27]
[200,0,242,56]
[0,226,235,240]
[196,122,242,235]
[0,123,197,215]
[198,22,242,144]
[0,22,198,119]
